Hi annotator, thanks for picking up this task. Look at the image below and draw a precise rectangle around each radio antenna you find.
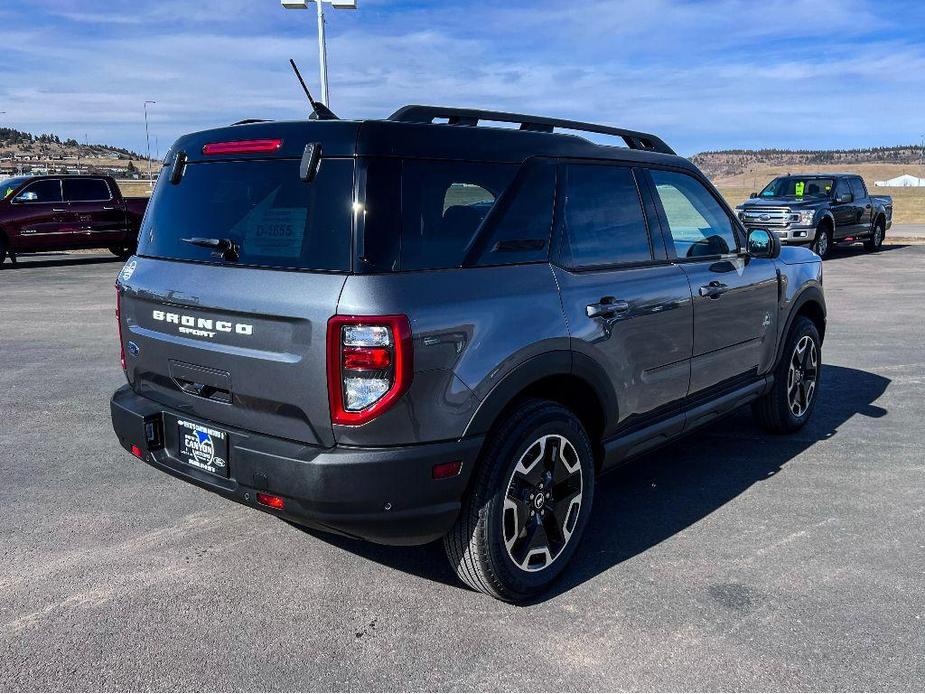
[289,58,338,121]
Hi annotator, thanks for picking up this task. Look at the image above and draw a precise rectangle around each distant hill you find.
[692,145,925,182]
[0,127,155,179]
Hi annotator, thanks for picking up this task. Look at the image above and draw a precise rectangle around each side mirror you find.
[12,191,37,203]
[836,192,853,204]
[747,228,780,259]
[749,192,758,199]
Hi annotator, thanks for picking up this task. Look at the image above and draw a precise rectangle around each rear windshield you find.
[138,158,354,272]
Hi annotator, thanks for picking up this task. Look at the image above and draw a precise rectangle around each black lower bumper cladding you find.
[110,385,482,546]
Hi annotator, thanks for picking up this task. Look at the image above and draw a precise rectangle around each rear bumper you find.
[110,385,482,545]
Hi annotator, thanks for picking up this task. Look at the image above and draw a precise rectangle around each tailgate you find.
[119,257,346,447]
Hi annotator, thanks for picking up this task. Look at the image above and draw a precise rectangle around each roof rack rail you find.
[388,105,675,155]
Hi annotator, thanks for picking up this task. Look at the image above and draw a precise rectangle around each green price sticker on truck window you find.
[794,181,805,197]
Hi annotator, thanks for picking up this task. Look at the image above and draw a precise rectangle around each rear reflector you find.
[432,461,463,480]
[202,139,283,156]
[130,444,144,459]
[256,492,285,510]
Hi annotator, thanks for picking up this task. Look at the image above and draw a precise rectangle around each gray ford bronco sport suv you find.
[111,106,826,602]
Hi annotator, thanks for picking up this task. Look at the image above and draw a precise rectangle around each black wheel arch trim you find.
[777,286,826,365]
[463,350,618,438]
[817,212,835,232]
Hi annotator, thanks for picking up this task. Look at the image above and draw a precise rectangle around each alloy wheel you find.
[815,231,828,257]
[502,434,583,572]
[787,335,818,417]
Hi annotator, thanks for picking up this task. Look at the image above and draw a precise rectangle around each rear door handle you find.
[52,208,67,212]
[586,297,630,319]
[699,281,729,298]
[103,206,115,210]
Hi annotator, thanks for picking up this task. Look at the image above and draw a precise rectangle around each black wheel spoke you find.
[546,488,580,539]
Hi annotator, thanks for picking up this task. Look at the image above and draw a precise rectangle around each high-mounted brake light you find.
[327,315,413,426]
[202,139,283,156]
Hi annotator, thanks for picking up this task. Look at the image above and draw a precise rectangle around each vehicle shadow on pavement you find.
[824,244,908,261]
[1,253,123,270]
[298,364,890,602]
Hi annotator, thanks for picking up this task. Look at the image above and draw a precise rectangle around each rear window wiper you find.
[181,237,240,262]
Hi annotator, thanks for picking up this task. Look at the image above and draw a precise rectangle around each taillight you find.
[202,139,283,156]
[115,284,125,370]
[327,315,412,426]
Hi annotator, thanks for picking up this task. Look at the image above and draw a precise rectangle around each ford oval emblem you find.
[127,341,140,357]
[760,213,771,221]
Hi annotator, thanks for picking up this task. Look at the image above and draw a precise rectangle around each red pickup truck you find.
[0,174,148,266]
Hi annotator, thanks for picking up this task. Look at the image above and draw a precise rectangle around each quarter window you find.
[468,162,556,266]
[558,164,651,269]
[399,160,516,270]
[650,169,737,258]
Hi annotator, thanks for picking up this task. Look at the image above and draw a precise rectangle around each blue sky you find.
[1,0,924,157]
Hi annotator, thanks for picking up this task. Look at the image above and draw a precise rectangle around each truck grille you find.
[740,207,792,229]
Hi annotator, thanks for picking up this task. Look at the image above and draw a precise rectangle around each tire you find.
[752,316,822,434]
[108,244,135,260]
[444,399,595,602]
[0,235,7,267]
[811,223,832,259]
[864,217,885,252]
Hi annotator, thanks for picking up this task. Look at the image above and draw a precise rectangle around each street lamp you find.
[281,0,357,108]
[143,100,156,189]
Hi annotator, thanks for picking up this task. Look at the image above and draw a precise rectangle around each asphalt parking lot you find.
[1,245,923,691]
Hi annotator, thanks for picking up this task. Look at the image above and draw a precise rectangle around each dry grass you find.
[114,180,154,198]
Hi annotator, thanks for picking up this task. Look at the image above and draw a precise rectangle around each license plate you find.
[176,418,230,477]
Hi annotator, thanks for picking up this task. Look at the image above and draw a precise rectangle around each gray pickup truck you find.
[736,173,892,258]
[111,106,826,602]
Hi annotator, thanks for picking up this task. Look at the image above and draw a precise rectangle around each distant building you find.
[874,174,925,187]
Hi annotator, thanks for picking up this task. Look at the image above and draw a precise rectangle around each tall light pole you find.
[281,1,357,108]
[143,100,156,188]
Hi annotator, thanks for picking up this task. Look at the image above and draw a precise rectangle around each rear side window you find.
[849,177,867,200]
[399,160,516,270]
[835,178,851,200]
[138,158,354,271]
[557,164,651,269]
[650,169,737,258]
[18,179,62,203]
[466,161,556,266]
[64,178,111,202]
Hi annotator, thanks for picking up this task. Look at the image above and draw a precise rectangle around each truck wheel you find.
[0,235,7,267]
[444,399,595,602]
[752,316,822,434]
[108,244,135,260]
[811,224,831,259]
[864,218,885,252]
